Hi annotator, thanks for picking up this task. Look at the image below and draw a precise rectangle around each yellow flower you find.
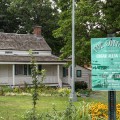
[89,102,120,120]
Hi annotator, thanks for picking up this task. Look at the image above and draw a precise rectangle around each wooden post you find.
[12,64,15,86]
[57,64,62,87]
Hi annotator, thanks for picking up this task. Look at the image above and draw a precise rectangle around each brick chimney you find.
[33,26,41,36]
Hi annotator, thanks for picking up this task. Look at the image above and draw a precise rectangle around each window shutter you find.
[63,67,66,77]
[24,65,27,75]
[63,67,68,77]
[70,66,72,77]
[38,65,42,71]
[38,65,42,75]
[15,65,17,75]
[28,65,31,75]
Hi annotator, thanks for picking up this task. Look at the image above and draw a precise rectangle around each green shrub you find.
[3,86,13,93]
[0,86,14,95]
[37,86,58,96]
[0,86,13,93]
[75,81,88,91]
[0,87,4,96]
[13,87,23,93]
[23,109,41,120]
[23,101,92,120]
[79,89,92,96]
[57,88,71,97]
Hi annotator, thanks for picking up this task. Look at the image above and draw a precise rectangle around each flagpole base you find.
[69,92,77,102]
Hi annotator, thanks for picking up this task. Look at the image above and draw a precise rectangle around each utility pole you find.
[70,0,77,102]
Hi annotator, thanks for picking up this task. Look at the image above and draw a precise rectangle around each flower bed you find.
[89,102,120,120]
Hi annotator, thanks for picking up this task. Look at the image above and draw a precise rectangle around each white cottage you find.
[0,26,91,88]
[0,26,68,87]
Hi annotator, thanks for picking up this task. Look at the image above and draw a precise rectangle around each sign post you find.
[108,91,116,120]
[91,37,120,120]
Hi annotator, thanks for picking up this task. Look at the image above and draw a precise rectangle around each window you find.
[15,65,24,75]
[63,67,68,77]
[76,70,82,77]
[38,65,42,74]
[32,52,39,54]
[5,51,13,54]
[15,64,42,75]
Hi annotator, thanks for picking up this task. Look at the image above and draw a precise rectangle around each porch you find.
[0,64,66,87]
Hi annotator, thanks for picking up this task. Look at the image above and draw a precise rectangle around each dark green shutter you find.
[38,65,42,75]
[63,67,68,77]
[70,66,72,77]
[66,68,68,76]
[15,65,17,75]
[24,65,27,75]
[63,67,66,77]
[38,65,42,71]
[28,65,31,75]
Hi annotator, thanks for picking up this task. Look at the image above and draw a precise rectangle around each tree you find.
[53,0,120,65]
[0,0,20,32]
[0,0,62,55]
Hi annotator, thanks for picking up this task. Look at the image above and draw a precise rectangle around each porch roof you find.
[0,55,68,63]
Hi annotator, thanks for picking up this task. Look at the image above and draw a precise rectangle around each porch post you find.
[57,64,62,87]
[12,64,15,86]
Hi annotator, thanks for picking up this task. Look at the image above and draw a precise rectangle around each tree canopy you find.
[53,0,120,65]
[0,0,120,63]
[0,0,62,55]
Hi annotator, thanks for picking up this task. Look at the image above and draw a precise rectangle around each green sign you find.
[91,37,120,91]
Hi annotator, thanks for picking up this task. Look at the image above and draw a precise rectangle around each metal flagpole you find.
[70,0,77,102]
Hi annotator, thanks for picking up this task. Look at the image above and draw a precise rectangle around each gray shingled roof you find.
[0,33,51,51]
[0,55,67,63]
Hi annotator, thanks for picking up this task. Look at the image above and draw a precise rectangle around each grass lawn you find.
[0,91,120,120]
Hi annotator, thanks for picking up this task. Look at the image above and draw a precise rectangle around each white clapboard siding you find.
[42,65,58,83]
[43,76,57,83]
[0,65,9,84]
[13,75,58,85]
[76,65,91,89]
[15,76,32,85]
[68,65,91,89]
[0,77,9,84]
[62,77,69,83]
[0,64,59,85]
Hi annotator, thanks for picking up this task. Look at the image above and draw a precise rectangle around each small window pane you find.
[76,70,81,77]
[15,65,24,75]
[63,67,68,77]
